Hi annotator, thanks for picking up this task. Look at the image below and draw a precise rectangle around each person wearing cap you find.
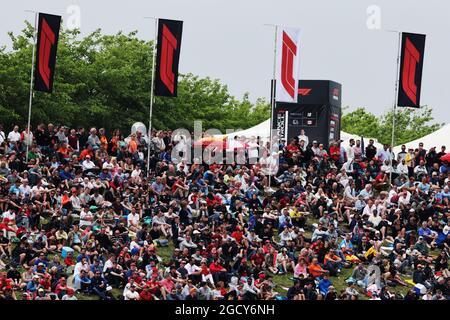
[62,287,78,300]
[26,275,41,293]
[82,154,99,174]
[73,265,91,293]
[33,262,47,276]
[124,284,140,300]
[414,236,429,256]
[35,287,50,300]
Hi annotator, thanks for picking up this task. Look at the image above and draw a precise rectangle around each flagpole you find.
[389,30,402,185]
[26,11,38,164]
[265,24,277,193]
[145,17,158,177]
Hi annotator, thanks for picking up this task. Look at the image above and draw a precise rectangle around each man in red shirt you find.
[286,140,300,159]
[231,226,243,244]
[209,258,227,284]
[329,141,341,164]
[139,286,154,300]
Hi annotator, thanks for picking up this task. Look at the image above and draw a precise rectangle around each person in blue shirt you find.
[33,263,47,275]
[33,252,49,267]
[339,233,354,253]
[318,274,332,295]
[418,221,436,243]
[90,270,108,299]
[196,177,208,195]
[151,176,164,195]
[417,177,431,195]
[90,259,104,275]
[99,168,112,181]
[8,180,20,196]
[76,248,91,264]
[278,210,293,232]
[439,162,448,175]
[355,195,366,212]
[436,186,450,203]
[59,166,74,181]
[26,275,41,293]
[358,184,373,201]
[203,170,215,185]
[74,269,91,293]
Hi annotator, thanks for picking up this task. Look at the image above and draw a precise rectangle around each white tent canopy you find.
[393,124,450,154]
[221,119,272,140]
[218,119,383,150]
[214,119,450,158]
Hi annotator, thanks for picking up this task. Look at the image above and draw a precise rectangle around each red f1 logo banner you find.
[34,13,61,93]
[155,19,183,97]
[275,27,301,103]
[398,32,426,108]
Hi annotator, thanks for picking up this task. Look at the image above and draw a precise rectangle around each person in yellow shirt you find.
[405,148,415,177]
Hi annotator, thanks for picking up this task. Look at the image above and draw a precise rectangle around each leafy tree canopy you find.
[0,22,270,134]
[0,22,442,145]
[341,106,443,146]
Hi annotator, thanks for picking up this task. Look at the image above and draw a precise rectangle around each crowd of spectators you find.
[0,122,448,300]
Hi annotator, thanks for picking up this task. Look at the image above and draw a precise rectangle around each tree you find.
[0,22,270,134]
[342,107,443,145]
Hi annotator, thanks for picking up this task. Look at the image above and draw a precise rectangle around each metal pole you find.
[267,25,277,193]
[146,17,158,177]
[389,31,402,185]
[26,11,38,163]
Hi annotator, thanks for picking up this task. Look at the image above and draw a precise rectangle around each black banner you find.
[155,19,183,97]
[34,13,61,93]
[397,32,426,107]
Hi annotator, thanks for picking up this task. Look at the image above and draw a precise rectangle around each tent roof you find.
[393,123,450,153]
[216,120,449,154]
[218,119,383,150]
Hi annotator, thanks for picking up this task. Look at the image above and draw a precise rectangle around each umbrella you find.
[193,136,227,150]
[440,153,450,162]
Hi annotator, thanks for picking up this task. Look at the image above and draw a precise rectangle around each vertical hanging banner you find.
[275,27,301,103]
[397,32,426,107]
[34,13,62,93]
[154,19,183,97]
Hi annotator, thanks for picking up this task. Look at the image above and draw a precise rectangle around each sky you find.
[1,0,449,123]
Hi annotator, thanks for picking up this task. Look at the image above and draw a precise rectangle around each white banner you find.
[275,27,301,103]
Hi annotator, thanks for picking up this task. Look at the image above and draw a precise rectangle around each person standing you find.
[365,139,377,161]
[298,129,309,151]
[405,148,415,177]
